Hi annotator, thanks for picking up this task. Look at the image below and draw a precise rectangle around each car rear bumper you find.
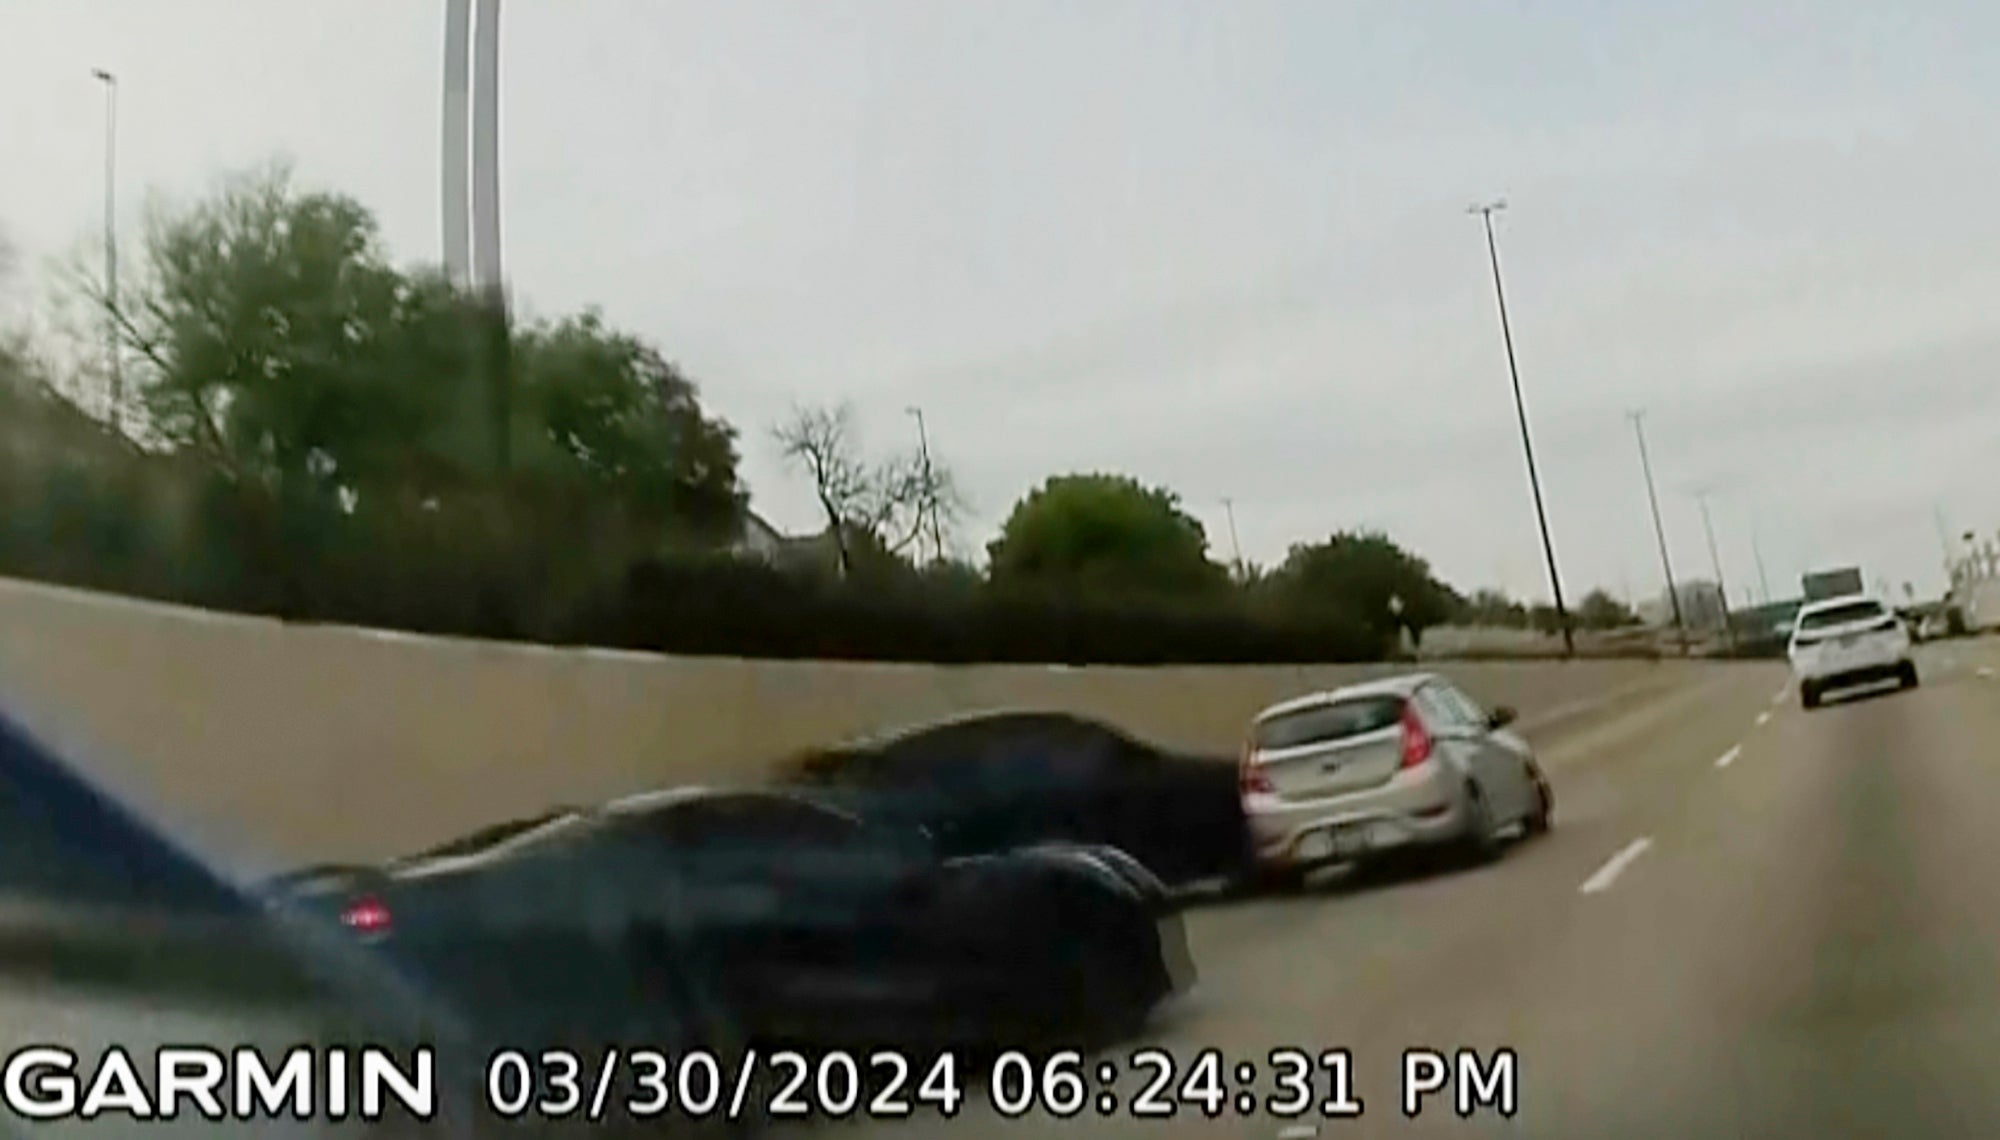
[1244,760,1469,869]
[1799,659,1911,691]
[1792,629,1911,685]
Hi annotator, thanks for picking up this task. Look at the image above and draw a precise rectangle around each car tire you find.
[1899,662,1920,690]
[1800,681,1821,710]
[1523,769,1554,838]
[1455,783,1503,866]
[1070,917,1164,1046]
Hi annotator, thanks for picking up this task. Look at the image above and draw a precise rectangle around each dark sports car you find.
[273,786,1194,1055]
[775,709,1249,887]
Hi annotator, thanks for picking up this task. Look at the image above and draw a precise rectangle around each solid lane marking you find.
[1580,837,1655,895]
[1715,744,1743,769]
[1771,688,1787,705]
[1277,1127,1318,1140]
[1755,710,1772,727]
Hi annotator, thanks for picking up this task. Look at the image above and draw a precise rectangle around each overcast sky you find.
[6,1,2000,605]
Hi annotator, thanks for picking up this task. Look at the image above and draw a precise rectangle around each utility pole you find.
[905,406,943,563]
[1627,410,1686,653]
[1469,200,1573,656]
[1936,505,1959,588]
[90,69,120,432]
[1696,491,1736,650]
[1220,497,1245,581]
[1750,523,1772,606]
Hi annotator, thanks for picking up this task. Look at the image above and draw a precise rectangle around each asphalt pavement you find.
[835,639,2000,1139]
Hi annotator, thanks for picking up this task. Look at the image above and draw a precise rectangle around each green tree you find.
[1576,588,1639,630]
[96,163,474,494]
[1460,587,1529,628]
[512,309,747,545]
[985,473,1229,597]
[1268,530,1458,646]
[1527,602,1565,635]
[80,163,744,536]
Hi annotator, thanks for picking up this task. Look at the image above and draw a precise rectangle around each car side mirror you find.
[1486,706,1518,731]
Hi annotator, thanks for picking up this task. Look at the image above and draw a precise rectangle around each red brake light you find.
[340,896,392,934]
[1239,739,1275,795]
[1399,704,1433,769]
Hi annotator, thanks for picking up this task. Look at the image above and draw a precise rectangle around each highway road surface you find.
[830,639,2000,1139]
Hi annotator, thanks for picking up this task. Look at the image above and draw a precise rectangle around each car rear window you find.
[1798,601,1886,631]
[1254,696,1405,751]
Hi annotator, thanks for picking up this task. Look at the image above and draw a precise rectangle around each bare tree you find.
[771,401,962,579]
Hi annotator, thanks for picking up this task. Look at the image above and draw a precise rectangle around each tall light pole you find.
[1936,504,1959,588]
[443,0,510,474]
[90,68,120,432]
[1695,490,1736,650]
[1750,517,1772,605]
[469,0,504,299]
[1219,497,1245,580]
[1469,200,1573,656]
[905,406,943,563]
[1627,410,1686,651]
[440,0,471,287]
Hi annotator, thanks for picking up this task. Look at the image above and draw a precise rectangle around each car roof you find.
[1255,672,1436,722]
[833,707,1115,750]
[1796,593,1884,618]
[600,785,857,822]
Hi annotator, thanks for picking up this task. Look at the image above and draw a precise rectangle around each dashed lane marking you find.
[1580,837,1655,895]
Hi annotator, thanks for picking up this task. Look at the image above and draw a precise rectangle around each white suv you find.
[1788,594,1917,709]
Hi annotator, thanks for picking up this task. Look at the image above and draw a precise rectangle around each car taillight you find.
[1238,741,1274,795]
[1399,704,1433,769]
[340,896,392,934]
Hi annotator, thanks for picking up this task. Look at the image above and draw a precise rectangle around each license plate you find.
[1331,824,1373,857]
[1298,824,1372,861]
[1296,830,1337,860]
[1838,634,1859,648]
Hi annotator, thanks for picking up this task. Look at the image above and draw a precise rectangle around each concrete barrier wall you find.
[0,576,1714,868]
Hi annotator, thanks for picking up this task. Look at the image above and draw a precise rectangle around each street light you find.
[905,406,943,563]
[1750,518,1773,605]
[1219,497,1245,581]
[1694,490,1737,650]
[90,68,120,432]
[1627,409,1686,653]
[1468,200,1573,656]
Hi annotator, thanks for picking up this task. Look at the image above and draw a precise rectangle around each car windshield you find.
[1255,696,1405,750]
[1798,601,1886,631]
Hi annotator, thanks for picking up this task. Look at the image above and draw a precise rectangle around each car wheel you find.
[1800,682,1821,710]
[1523,769,1553,837]
[1455,783,1503,866]
[1900,662,1920,689]
[1070,918,1163,1046]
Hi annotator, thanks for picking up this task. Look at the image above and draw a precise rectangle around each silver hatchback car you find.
[1239,673,1553,887]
